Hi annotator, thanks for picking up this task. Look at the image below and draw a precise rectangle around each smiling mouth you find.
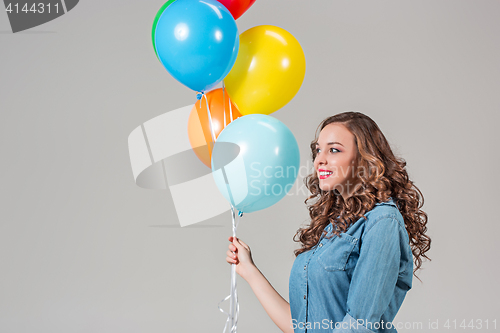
[319,172,333,179]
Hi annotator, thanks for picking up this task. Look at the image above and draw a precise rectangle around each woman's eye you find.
[315,148,339,153]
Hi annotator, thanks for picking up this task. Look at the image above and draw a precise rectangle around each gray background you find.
[1,0,499,332]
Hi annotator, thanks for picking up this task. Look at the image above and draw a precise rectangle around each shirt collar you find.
[375,197,397,207]
[324,197,397,232]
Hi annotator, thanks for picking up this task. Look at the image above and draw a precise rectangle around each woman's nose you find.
[315,151,327,165]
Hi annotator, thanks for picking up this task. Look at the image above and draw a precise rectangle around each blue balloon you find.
[211,114,300,213]
[155,0,239,92]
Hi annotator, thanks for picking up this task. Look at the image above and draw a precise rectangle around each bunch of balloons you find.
[153,0,305,215]
[153,2,305,332]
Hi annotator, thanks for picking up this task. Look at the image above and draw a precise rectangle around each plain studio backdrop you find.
[1,0,499,332]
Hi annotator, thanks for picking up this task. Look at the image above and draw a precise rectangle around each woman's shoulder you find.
[363,197,405,231]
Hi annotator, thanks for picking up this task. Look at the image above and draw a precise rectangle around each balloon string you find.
[222,82,227,129]
[218,204,243,333]
[199,89,244,332]
[222,82,234,123]
[200,92,217,154]
[229,98,233,123]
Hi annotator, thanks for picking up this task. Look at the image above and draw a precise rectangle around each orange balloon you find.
[188,88,243,169]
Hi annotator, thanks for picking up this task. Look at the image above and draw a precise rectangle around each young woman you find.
[225,111,431,333]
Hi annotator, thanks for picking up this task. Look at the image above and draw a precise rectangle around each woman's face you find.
[313,123,360,199]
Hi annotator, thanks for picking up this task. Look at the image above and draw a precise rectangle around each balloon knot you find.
[196,93,203,100]
[238,211,243,217]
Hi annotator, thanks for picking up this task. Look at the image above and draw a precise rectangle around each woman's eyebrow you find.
[315,142,344,147]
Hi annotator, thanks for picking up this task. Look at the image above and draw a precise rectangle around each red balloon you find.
[217,0,256,20]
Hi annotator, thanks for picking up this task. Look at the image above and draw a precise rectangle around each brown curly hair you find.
[293,111,431,282]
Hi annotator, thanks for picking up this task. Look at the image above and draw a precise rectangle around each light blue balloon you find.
[211,114,300,214]
[155,0,239,92]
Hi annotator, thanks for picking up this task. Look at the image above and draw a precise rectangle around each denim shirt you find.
[289,198,413,333]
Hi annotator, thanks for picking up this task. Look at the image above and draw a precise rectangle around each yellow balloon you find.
[224,25,306,115]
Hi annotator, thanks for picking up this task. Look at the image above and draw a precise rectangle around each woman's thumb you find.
[234,237,249,250]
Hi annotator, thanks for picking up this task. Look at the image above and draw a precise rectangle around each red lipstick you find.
[318,169,333,179]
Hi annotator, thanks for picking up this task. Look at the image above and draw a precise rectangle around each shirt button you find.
[304,265,307,270]
[319,244,323,247]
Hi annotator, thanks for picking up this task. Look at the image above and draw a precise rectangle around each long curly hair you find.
[293,111,431,282]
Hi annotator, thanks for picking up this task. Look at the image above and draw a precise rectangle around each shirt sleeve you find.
[332,216,402,332]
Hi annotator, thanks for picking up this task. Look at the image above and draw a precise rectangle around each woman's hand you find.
[226,236,256,281]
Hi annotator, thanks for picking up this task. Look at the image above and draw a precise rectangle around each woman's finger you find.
[226,254,238,263]
[235,237,250,251]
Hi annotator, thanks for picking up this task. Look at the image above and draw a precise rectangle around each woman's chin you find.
[319,183,333,192]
